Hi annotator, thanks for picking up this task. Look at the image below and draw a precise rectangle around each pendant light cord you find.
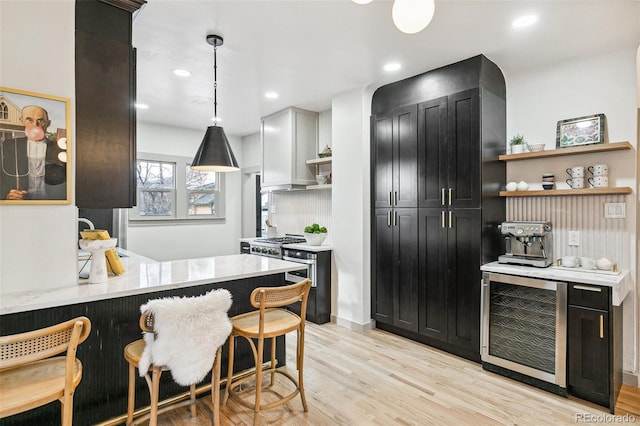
[213,43,218,126]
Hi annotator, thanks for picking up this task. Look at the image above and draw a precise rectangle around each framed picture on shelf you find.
[0,87,71,204]
[556,113,606,149]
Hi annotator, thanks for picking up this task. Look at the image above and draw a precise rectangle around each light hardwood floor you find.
[151,322,639,425]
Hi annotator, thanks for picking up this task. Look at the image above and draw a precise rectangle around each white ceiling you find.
[133,0,639,137]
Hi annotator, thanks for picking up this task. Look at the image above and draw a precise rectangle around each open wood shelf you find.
[500,187,632,197]
[499,141,631,161]
[306,157,332,165]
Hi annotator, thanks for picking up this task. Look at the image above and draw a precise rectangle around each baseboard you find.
[622,371,639,387]
[332,314,373,332]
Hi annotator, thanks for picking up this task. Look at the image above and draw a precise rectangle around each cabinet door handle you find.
[448,210,453,229]
[448,188,452,206]
[394,191,398,206]
[393,210,397,226]
[573,285,601,292]
[441,211,446,228]
[441,188,446,206]
[388,191,392,206]
[599,315,604,339]
[387,211,391,227]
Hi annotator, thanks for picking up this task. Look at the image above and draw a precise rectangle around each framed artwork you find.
[556,113,606,148]
[0,87,71,204]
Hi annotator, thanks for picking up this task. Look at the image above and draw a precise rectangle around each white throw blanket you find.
[138,289,232,386]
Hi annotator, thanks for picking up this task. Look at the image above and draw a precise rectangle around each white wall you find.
[0,0,79,294]
[127,122,243,261]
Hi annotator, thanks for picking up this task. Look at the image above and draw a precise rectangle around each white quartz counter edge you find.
[481,262,631,306]
[1,254,306,315]
[282,243,332,252]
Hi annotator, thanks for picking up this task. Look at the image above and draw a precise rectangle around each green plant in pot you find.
[303,223,327,246]
[509,134,526,154]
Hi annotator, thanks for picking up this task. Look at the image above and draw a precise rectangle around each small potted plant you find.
[510,134,525,154]
[303,223,327,246]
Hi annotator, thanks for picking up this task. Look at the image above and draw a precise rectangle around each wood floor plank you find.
[148,322,639,425]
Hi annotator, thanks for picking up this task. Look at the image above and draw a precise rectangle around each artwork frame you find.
[0,87,71,204]
[556,113,606,149]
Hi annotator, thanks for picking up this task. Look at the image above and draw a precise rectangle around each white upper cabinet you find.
[261,107,318,191]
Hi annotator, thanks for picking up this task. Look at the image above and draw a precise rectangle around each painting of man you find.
[0,89,70,203]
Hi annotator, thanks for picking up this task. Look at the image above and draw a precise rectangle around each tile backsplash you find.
[270,190,332,242]
[507,195,630,269]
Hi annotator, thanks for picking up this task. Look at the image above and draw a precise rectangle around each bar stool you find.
[0,317,91,426]
[223,279,311,425]
[124,289,232,425]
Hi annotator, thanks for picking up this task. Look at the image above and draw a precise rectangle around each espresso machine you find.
[498,221,553,267]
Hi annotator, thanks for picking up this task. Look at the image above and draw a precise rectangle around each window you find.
[129,153,226,222]
[0,102,8,120]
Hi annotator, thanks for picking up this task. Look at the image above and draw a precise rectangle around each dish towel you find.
[138,289,232,386]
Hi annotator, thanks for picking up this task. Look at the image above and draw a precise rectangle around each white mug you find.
[560,256,578,268]
[588,164,608,176]
[566,177,584,189]
[579,257,596,269]
[588,176,608,188]
[566,166,584,178]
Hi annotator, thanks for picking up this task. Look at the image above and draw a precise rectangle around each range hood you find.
[260,107,318,192]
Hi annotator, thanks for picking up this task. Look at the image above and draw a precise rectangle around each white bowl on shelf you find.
[527,143,545,152]
[315,175,329,185]
[303,232,327,246]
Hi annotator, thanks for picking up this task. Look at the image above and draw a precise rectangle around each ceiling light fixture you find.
[384,62,402,72]
[512,15,538,28]
[392,0,435,34]
[135,103,149,109]
[265,92,279,99]
[173,69,192,77]
[191,34,239,172]
[352,0,373,4]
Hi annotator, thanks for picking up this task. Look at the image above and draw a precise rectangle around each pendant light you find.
[191,34,239,172]
[392,0,435,34]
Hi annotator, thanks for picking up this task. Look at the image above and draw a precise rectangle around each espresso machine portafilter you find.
[498,221,553,267]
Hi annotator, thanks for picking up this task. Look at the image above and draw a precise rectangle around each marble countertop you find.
[481,261,631,306]
[1,254,306,315]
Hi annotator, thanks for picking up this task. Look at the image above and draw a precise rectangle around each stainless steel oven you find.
[283,249,317,288]
[482,272,567,392]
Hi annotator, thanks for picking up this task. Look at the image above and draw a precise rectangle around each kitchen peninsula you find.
[0,253,306,425]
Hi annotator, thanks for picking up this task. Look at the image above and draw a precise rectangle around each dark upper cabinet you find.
[371,105,418,209]
[75,0,141,208]
[417,97,447,209]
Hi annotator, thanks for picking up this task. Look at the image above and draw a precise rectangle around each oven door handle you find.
[282,256,315,265]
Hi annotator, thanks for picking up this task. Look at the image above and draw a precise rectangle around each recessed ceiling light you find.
[265,92,279,99]
[384,62,401,72]
[512,15,538,28]
[173,69,192,77]
[352,0,373,4]
[135,103,149,109]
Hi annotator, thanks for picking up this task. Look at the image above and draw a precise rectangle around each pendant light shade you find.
[392,0,435,34]
[191,125,239,171]
[191,34,240,172]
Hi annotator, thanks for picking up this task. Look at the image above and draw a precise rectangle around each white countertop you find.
[481,261,631,306]
[1,254,306,315]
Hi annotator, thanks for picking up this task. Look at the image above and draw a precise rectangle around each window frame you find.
[129,152,226,224]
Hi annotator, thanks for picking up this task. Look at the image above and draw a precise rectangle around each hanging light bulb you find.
[392,0,435,34]
[191,34,239,172]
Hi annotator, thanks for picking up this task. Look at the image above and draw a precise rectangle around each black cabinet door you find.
[568,305,610,407]
[446,208,481,350]
[418,97,448,208]
[418,208,448,339]
[393,208,419,332]
[371,105,418,209]
[448,89,480,209]
[372,209,394,324]
[371,114,393,209]
[393,106,418,208]
[75,1,136,208]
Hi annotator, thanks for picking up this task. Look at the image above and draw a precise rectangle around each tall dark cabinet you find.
[371,55,506,362]
[75,0,144,209]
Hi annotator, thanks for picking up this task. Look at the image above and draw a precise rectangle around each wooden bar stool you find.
[223,279,311,425]
[124,289,232,426]
[0,317,91,426]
